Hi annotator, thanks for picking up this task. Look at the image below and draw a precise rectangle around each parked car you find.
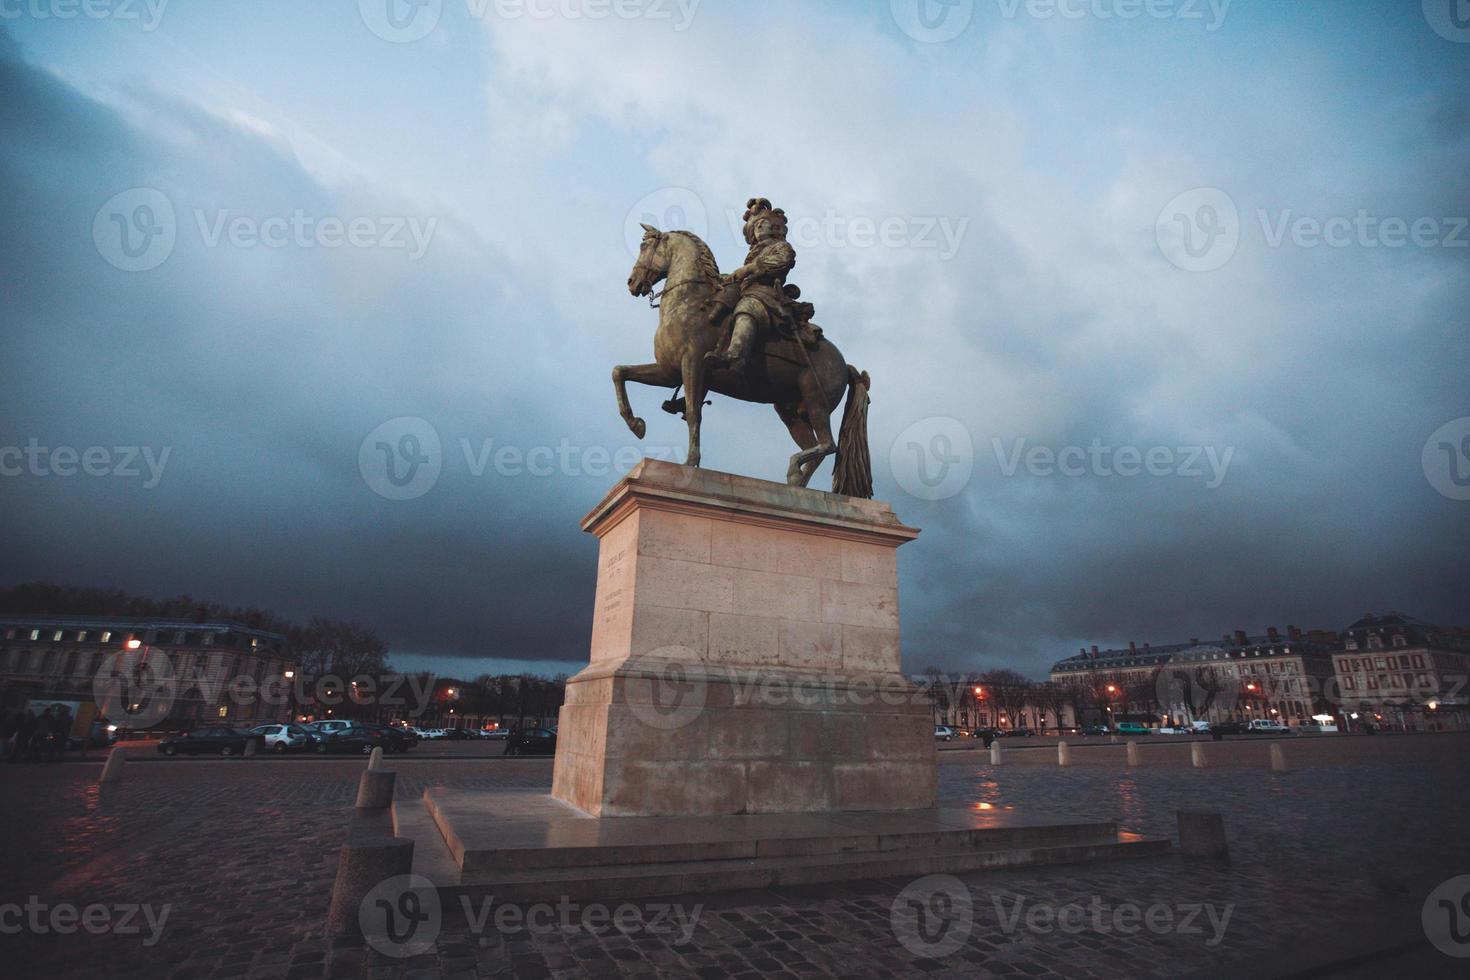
[505,727,558,756]
[359,722,416,752]
[1006,727,1036,738]
[307,720,353,737]
[1115,722,1152,735]
[158,726,266,757]
[441,728,474,740]
[315,724,395,755]
[1297,723,1339,734]
[1210,722,1245,736]
[934,725,956,742]
[482,728,508,740]
[1080,725,1110,736]
[1247,719,1292,734]
[250,723,315,753]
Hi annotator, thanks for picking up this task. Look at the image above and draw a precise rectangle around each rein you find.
[646,275,710,309]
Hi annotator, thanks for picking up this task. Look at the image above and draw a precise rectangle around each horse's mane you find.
[668,230,721,280]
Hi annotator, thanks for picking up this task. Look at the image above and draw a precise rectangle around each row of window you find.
[1338,654,1426,673]
[0,647,285,682]
[4,627,275,651]
[1341,672,1433,692]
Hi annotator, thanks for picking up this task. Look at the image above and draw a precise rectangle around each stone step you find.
[422,787,1126,875]
[438,834,1171,906]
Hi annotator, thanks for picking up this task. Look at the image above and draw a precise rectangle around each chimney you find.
[1287,624,1302,642]
[1129,641,1137,653]
[1079,647,1086,657]
[1234,629,1248,646]
[1267,626,1280,641]
[1143,642,1151,651]
[1190,637,1200,646]
[1091,645,1099,656]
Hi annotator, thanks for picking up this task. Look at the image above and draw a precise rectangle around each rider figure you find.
[705,198,797,373]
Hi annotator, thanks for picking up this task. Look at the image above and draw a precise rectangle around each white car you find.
[308,720,353,737]
[1247,719,1292,734]
[934,725,956,741]
[250,723,312,753]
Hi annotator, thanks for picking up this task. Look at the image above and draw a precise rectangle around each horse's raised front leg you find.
[680,352,706,469]
[612,362,676,440]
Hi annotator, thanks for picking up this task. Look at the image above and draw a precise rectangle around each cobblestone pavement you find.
[2,738,1467,979]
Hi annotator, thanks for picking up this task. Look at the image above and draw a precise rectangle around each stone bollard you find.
[356,769,397,810]
[1191,741,1208,769]
[989,741,1003,765]
[1126,742,1140,767]
[99,745,126,785]
[326,836,415,937]
[367,746,384,772]
[244,738,257,758]
[1177,810,1229,859]
[1057,740,1071,767]
[1270,742,1289,773]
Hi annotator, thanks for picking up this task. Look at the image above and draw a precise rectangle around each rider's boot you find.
[705,316,756,372]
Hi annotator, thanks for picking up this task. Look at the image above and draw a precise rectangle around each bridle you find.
[633,261,710,309]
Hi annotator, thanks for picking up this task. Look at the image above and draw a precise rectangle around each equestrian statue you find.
[619,197,873,498]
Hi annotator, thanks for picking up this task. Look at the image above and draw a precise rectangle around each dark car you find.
[441,728,475,740]
[1006,727,1036,737]
[315,724,395,755]
[158,726,266,757]
[505,727,557,756]
[360,722,416,752]
[1210,722,1245,736]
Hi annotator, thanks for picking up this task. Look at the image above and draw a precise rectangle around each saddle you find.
[705,282,823,349]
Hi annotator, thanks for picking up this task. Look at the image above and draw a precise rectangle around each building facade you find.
[0,616,295,729]
[1330,613,1469,732]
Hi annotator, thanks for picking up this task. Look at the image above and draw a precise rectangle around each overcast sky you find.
[1,1,1467,680]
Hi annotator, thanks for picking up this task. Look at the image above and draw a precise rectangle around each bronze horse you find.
[619,224,873,497]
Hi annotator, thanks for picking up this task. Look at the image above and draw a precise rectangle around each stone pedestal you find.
[551,460,930,817]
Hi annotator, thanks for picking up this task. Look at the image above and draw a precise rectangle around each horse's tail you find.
[832,367,873,499]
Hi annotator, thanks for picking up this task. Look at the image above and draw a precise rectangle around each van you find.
[1115,722,1152,735]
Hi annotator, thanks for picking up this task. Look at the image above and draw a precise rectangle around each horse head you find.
[628,223,668,298]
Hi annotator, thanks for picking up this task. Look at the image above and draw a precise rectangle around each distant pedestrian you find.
[16,710,38,763]
[47,706,74,763]
[0,711,16,761]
